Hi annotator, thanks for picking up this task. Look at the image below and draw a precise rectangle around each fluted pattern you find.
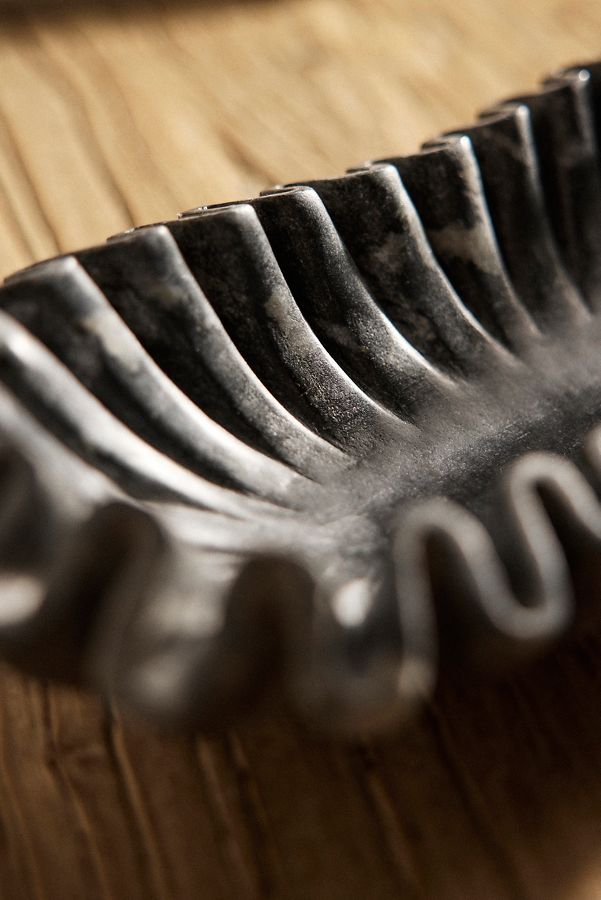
[0,62,600,733]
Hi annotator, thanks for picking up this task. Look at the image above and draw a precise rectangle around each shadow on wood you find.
[0,0,273,22]
[2,630,601,899]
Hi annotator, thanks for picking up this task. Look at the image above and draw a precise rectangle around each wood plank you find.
[0,1,601,897]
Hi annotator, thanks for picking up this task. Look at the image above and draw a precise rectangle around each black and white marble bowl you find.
[0,62,600,733]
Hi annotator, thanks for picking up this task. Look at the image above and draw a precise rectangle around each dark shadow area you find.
[382,630,601,898]
[224,627,601,899]
[0,0,274,24]
[3,629,601,898]
[412,633,601,899]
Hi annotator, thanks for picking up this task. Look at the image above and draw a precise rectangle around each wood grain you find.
[1,1,601,897]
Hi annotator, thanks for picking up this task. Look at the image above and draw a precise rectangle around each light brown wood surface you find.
[1,1,601,898]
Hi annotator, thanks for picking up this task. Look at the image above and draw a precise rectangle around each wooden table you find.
[1,1,601,897]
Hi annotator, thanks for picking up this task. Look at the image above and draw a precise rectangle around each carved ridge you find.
[0,62,600,732]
